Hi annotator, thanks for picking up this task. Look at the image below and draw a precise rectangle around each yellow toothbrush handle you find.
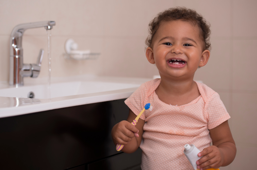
[116,108,146,151]
[116,119,138,151]
[116,103,151,152]
[135,108,145,122]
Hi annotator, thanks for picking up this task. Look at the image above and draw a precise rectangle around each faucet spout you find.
[11,21,55,36]
[9,21,56,86]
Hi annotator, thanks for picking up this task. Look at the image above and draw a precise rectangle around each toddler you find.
[111,7,236,170]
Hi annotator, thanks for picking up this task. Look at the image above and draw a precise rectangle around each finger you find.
[122,127,139,138]
[134,132,139,137]
[125,123,139,134]
[114,121,139,143]
[116,132,133,144]
[116,136,129,145]
[198,147,212,157]
[197,155,218,170]
[118,120,139,135]
[120,127,136,139]
[197,150,215,166]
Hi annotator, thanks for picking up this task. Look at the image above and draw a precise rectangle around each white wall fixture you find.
[64,39,100,60]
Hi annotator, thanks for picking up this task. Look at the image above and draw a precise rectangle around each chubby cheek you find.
[154,59,164,71]
[154,57,168,69]
[185,49,199,57]
[153,56,167,73]
[186,52,202,65]
[154,48,170,60]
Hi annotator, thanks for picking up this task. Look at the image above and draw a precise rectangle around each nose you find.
[171,44,182,54]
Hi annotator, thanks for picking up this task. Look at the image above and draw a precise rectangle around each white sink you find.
[0,76,149,118]
[0,81,140,99]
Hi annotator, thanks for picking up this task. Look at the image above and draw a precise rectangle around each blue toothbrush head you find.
[144,103,151,110]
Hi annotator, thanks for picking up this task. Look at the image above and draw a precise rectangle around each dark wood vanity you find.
[0,99,141,170]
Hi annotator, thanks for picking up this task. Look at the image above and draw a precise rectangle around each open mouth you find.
[167,58,187,65]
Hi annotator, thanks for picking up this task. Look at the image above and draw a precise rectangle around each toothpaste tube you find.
[184,144,220,170]
[184,144,201,170]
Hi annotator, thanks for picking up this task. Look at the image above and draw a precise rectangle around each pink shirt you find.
[125,79,230,170]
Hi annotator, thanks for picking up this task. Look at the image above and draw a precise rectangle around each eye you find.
[163,42,172,46]
[184,43,192,47]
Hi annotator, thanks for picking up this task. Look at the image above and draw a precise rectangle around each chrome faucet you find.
[9,21,56,86]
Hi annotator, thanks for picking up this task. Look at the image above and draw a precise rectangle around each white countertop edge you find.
[0,88,135,119]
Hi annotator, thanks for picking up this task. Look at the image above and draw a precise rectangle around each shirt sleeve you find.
[206,93,231,129]
[125,83,147,120]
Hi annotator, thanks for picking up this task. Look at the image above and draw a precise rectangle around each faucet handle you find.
[37,49,44,66]
[31,49,44,78]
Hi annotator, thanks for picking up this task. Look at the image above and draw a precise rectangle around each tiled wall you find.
[0,0,256,169]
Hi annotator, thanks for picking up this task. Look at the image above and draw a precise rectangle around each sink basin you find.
[0,81,140,99]
[0,76,150,118]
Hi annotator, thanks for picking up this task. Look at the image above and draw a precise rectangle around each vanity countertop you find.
[0,76,150,118]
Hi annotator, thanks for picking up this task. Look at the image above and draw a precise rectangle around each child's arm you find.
[197,121,236,169]
[111,110,145,153]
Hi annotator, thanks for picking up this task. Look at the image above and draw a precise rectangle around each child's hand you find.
[196,145,223,170]
[111,120,139,146]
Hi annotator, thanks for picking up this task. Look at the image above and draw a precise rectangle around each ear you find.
[146,47,155,64]
[199,50,210,67]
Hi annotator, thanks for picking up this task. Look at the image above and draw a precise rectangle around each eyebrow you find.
[183,37,197,44]
[159,36,198,44]
[158,36,173,42]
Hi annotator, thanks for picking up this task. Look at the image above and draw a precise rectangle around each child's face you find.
[146,20,210,80]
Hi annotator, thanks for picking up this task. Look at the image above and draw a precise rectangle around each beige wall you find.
[0,0,256,169]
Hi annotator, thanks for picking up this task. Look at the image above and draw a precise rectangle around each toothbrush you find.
[116,103,151,151]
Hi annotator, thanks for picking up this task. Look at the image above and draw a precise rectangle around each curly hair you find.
[146,7,211,51]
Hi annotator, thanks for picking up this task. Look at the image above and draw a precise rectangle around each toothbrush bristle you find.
[144,103,151,110]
